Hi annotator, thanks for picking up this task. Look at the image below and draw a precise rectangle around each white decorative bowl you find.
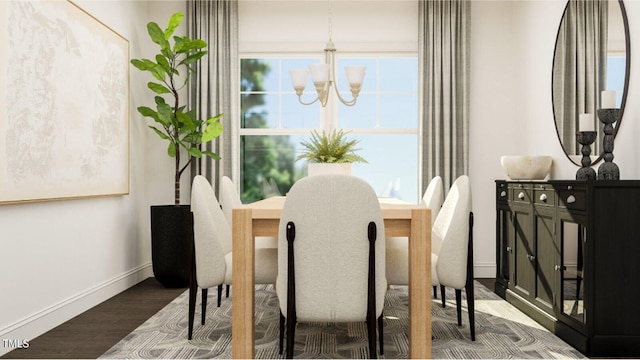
[501,155,553,180]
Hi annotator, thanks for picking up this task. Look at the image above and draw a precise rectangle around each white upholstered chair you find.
[219,176,278,249]
[385,176,444,286]
[277,175,387,358]
[188,175,277,339]
[432,175,475,341]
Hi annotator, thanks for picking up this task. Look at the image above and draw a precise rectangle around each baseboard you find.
[0,263,153,356]
[473,262,495,279]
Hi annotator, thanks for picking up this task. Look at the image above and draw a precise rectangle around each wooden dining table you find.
[231,196,431,358]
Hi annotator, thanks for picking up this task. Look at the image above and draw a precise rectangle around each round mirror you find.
[552,0,630,166]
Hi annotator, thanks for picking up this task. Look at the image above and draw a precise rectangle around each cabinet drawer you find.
[496,182,508,203]
[533,185,556,206]
[557,187,586,211]
[509,183,532,204]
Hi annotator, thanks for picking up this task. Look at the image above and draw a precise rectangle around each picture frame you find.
[0,0,130,204]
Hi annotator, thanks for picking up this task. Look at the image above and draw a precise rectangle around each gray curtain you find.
[188,0,239,195]
[419,0,470,193]
[552,0,608,155]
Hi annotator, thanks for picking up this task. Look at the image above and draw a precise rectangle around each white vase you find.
[307,163,352,176]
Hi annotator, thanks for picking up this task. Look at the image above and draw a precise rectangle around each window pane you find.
[338,93,376,128]
[240,135,308,203]
[282,94,321,128]
[352,134,419,204]
[259,59,280,92]
[379,58,418,91]
[241,94,279,128]
[606,56,626,107]
[380,93,418,128]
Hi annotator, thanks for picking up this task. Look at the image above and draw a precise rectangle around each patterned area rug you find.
[100,282,586,359]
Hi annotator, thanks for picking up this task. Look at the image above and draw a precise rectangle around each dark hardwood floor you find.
[2,277,496,359]
[1,278,185,359]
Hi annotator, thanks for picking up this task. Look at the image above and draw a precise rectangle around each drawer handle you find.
[500,190,507,197]
[518,192,525,200]
[527,254,536,261]
[506,246,512,253]
[555,265,562,271]
[566,194,576,204]
[539,194,547,202]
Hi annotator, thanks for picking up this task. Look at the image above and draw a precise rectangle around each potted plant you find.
[131,12,223,287]
[297,129,367,176]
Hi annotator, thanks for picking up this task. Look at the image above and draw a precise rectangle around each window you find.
[606,56,626,107]
[240,55,418,203]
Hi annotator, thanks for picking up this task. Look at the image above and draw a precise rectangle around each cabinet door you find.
[511,204,534,299]
[557,211,587,331]
[533,206,556,314]
[495,204,512,297]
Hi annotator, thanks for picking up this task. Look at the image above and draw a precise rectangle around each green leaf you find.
[179,51,207,66]
[173,36,207,53]
[155,97,174,125]
[155,54,171,73]
[147,22,169,50]
[167,142,176,157]
[202,150,221,160]
[148,82,170,94]
[149,64,166,82]
[176,111,196,131]
[165,12,184,40]
[137,106,157,118]
[202,117,224,142]
[149,125,170,140]
[187,147,202,157]
[130,58,156,71]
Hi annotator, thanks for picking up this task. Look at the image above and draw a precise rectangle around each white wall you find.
[471,0,640,279]
[3,1,640,354]
[0,1,186,356]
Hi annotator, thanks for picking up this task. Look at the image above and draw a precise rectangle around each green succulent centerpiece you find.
[297,129,368,164]
[131,12,223,205]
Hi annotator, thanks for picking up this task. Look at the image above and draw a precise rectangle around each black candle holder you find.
[596,108,620,180]
[576,131,597,181]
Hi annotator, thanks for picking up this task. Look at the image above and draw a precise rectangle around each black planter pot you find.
[150,205,193,288]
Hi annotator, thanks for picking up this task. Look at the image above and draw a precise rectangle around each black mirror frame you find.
[551,0,631,166]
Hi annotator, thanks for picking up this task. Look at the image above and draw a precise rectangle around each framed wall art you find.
[0,0,129,204]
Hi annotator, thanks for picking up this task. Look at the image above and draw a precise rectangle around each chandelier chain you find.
[328,1,333,41]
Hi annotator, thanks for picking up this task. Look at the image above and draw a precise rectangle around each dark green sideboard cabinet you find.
[495,180,640,357]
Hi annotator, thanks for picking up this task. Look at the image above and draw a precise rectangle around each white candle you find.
[601,90,616,109]
[579,113,594,132]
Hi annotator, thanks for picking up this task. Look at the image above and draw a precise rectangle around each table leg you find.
[408,208,431,359]
[232,208,256,359]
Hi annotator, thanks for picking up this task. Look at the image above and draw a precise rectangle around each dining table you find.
[231,196,431,359]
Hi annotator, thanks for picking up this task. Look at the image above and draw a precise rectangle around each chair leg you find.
[455,289,462,326]
[378,314,384,355]
[366,315,377,359]
[466,211,476,341]
[285,222,297,359]
[188,284,197,340]
[285,316,295,359]
[201,288,208,325]
[217,284,223,307]
[226,284,230,298]
[466,279,476,341]
[433,285,438,299]
[366,222,377,359]
[279,312,285,355]
[440,285,446,308]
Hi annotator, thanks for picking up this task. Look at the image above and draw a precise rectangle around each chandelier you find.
[289,4,366,107]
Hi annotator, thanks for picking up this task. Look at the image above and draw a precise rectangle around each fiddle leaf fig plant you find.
[297,129,367,164]
[131,12,223,205]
